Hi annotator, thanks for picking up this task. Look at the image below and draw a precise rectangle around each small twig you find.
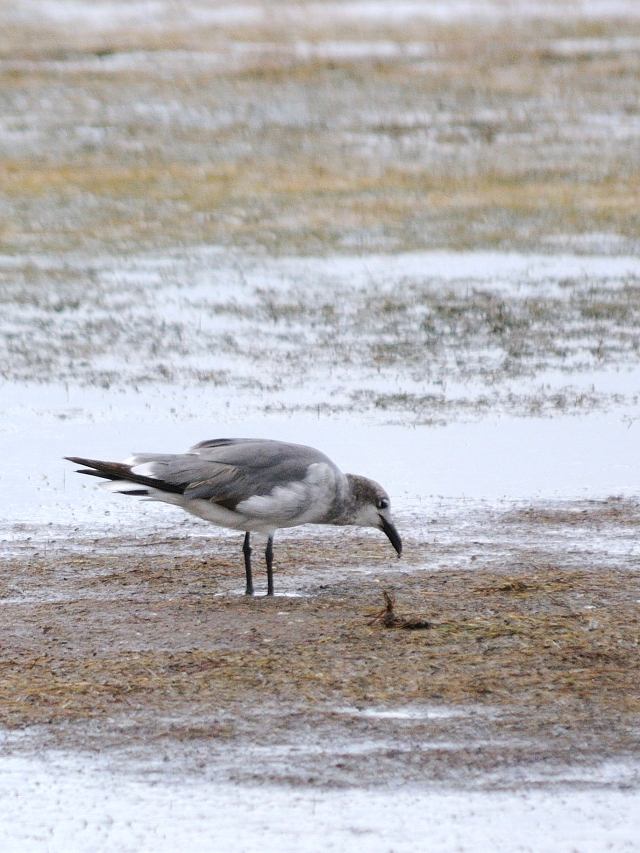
[369,591,432,630]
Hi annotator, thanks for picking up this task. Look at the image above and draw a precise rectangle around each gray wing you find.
[129,439,339,510]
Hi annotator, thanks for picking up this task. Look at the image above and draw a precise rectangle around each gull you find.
[66,438,402,596]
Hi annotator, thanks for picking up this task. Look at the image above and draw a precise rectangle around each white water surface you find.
[1,381,640,532]
[0,751,639,853]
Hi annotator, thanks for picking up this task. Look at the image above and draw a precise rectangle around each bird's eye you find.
[377,498,389,510]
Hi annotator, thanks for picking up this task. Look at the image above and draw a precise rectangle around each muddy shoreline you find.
[1,498,638,790]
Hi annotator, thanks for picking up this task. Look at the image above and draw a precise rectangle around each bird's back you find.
[127,438,343,516]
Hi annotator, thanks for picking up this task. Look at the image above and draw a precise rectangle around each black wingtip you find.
[64,454,185,494]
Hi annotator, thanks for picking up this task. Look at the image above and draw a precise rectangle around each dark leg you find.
[265,535,274,597]
[243,532,254,596]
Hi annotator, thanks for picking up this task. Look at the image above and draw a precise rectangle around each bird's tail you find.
[65,456,184,496]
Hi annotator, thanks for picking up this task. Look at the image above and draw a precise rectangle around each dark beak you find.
[380,515,402,557]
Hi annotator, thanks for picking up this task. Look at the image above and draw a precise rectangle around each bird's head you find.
[345,474,402,556]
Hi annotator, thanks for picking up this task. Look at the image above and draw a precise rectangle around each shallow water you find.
[2,249,640,532]
[1,750,640,853]
[2,379,640,534]
[4,250,640,414]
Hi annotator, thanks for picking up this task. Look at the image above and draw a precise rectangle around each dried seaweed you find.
[369,591,432,630]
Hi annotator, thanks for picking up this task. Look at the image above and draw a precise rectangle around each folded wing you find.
[67,439,345,523]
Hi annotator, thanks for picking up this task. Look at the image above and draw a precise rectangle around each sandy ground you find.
[2,1,640,849]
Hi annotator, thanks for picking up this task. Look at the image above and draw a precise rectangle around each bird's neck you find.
[330,474,374,525]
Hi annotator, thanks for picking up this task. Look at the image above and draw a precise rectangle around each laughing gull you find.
[66,438,402,596]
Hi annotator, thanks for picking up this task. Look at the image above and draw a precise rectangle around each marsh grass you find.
[3,249,639,420]
[1,11,640,255]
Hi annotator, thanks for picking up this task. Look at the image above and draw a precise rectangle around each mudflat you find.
[2,497,639,788]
